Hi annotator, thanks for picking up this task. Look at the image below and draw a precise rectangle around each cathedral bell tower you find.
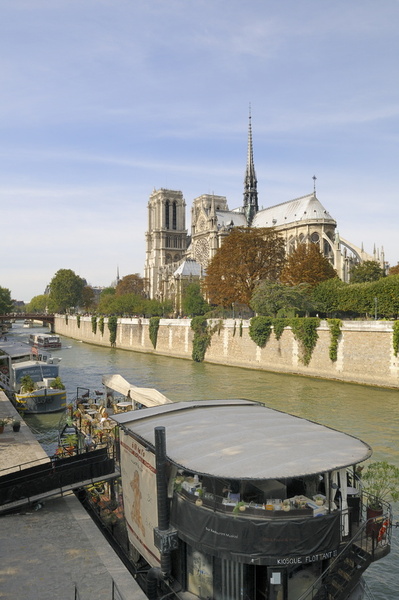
[243,108,259,225]
[144,189,188,299]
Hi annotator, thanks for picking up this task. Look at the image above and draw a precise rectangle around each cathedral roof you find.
[252,193,336,229]
[173,259,202,277]
[216,209,247,229]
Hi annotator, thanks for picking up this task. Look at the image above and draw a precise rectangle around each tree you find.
[0,286,13,313]
[115,274,146,297]
[82,286,96,312]
[388,263,399,276]
[48,269,85,313]
[203,227,286,307]
[26,294,49,313]
[280,243,337,287]
[250,282,311,317]
[349,260,384,283]
[181,283,209,316]
[311,278,347,315]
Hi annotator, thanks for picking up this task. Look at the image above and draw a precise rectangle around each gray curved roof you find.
[252,193,336,229]
[112,399,371,480]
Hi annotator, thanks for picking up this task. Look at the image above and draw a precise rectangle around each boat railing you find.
[296,499,392,600]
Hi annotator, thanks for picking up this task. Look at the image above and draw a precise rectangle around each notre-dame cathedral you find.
[144,114,384,311]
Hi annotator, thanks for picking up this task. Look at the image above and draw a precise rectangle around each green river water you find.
[14,324,397,599]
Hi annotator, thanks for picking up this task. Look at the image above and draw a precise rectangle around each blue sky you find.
[1,0,398,302]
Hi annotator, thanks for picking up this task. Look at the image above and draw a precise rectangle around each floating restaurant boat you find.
[29,333,62,350]
[0,340,66,414]
[109,398,392,600]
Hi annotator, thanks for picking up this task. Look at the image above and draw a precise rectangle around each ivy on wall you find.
[290,317,321,366]
[191,316,212,362]
[149,317,161,349]
[327,318,342,362]
[249,316,273,348]
[76,315,81,329]
[108,316,118,347]
[393,321,399,356]
[91,315,97,335]
[272,318,290,341]
[98,316,104,336]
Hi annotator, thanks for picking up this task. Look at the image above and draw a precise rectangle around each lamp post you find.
[374,297,378,320]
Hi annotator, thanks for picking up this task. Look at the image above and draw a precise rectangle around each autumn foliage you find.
[203,227,286,306]
[281,243,337,287]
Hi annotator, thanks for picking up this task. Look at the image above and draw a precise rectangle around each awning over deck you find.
[102,374,173,408]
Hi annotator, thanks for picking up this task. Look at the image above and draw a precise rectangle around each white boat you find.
[110,398,392,600]
[29,333,62,350]
[0,340,66,414]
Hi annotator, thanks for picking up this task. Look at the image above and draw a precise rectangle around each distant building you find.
[144,113,384,308]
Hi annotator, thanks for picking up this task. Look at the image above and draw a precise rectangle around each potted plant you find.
[20,375,35,393]
[12,419,21,432]
[50,376,65,390]
[233,501,247,514]
[362,461,399,535]
[0,418,8,434]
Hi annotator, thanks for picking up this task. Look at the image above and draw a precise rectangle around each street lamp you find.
[374,297,378,320]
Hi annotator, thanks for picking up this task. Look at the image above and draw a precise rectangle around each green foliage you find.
[108,316,118,346]
[311,278,346,315]
[149,316,161,349]
[51,376,65,390]
[249,316,273,348]
[182,283,209,316]
[290,317,321,365]
[191,316,211,362]
[91,315,97,335]
[76,314,81,328]
[251,281,311,317]
[362,461,399,508]
[20,375,35,392]
[350,260,385,283]
[48,269,85,313]
[272,318,290,341]
[327,319,342,362]
[98,316,104,336]
[0,286,13,314]
[393,321,399,357]
[26,294,49,313]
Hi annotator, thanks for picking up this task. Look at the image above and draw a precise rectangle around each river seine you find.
[14,324,398,598]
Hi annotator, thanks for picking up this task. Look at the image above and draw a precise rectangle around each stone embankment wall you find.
[54,316,399,389]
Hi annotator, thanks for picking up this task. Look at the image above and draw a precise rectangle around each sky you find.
[1,0,399,302]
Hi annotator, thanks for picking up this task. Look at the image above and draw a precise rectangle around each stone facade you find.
[55,316,399,389]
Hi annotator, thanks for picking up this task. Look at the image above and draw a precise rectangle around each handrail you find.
[296,501,392,600]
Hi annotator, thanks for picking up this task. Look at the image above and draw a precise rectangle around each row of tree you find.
[9,226,399,320]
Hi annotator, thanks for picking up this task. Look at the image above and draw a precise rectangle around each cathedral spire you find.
[243,105,258,225]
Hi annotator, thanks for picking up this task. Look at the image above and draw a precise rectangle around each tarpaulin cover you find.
[170,495,340,565]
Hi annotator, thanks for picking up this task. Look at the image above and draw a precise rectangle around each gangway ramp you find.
[0,447,119,514]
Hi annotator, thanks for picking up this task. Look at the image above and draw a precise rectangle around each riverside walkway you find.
[0,391,147,600]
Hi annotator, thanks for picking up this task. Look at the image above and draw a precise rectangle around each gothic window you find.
[165,201,170,230]
[195,238,210,266]
[166,253,172,264]
[311,232,320,243]
[172,202,177,230]
[165,236,171,248]
[174,254,180,262]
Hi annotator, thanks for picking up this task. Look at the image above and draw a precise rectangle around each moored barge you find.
[110,399,392,600]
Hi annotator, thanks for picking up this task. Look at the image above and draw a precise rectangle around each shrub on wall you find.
[327,318,342,362]
[393,321,399,356]
[290,317,321,366]
[149,316,161,349]
[272,318,289,341]
[191,316,211,362]
[76,314,81,328]
[91,315,97,335]
[108,316,118,347]
[98,316,104,336]
[249,316,273,348]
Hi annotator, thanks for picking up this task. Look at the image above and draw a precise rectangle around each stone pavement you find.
[0,392,147,600]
